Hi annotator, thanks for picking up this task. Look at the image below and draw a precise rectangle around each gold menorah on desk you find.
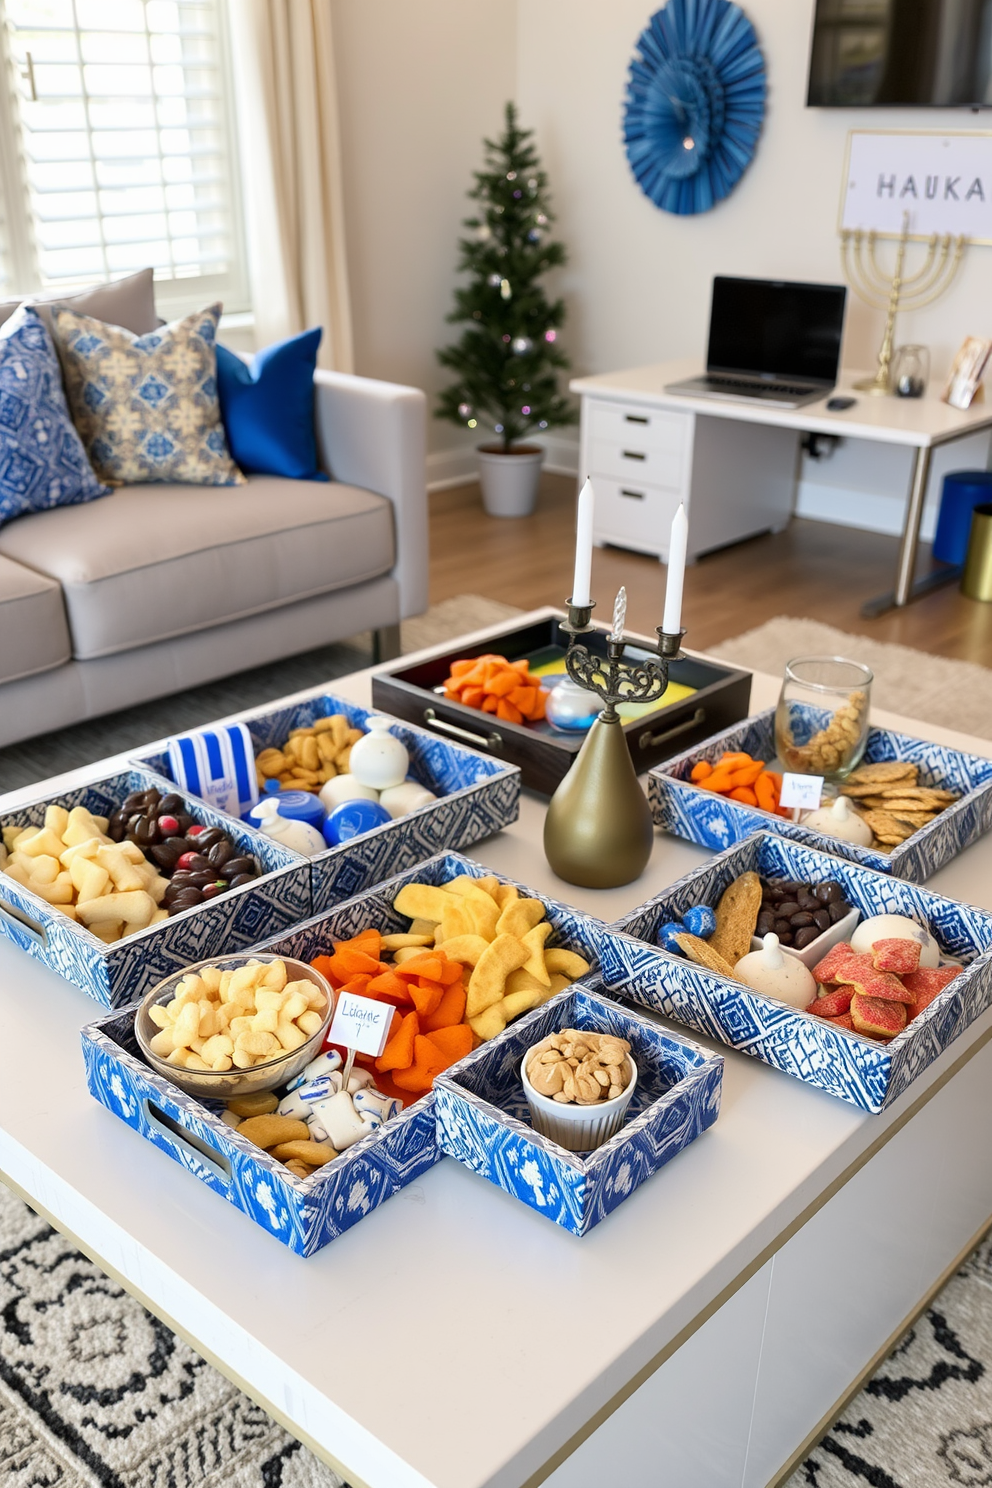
[840,210,967,396]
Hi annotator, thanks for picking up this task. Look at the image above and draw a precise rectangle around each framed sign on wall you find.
[841,130,992,244]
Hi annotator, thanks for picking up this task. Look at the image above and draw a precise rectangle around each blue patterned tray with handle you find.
[0,768,310,1009]
[135,694,521,912]
[434,980,723,1236]
[649,708,992,882]
[599,831,992,1113]
[81,850,609,1255]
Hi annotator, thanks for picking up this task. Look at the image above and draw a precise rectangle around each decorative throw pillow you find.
[0,304,108,529]
[215,327,327,480]
[53,302,244,487]
[0,267,159,336]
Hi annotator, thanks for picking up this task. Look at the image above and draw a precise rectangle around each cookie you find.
[710,871,762,967]
[674,932,739,981]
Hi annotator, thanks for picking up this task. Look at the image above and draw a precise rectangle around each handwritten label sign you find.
[328,992,393,1058]
[842,131,992,241]
[778,773,824,811]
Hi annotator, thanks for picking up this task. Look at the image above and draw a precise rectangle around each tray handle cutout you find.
[423,707,503,752]
[638,707,707,751]
[143,1100,232,1186]
[0,899,48,948]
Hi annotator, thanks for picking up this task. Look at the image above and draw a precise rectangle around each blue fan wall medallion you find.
[623,0,766,216]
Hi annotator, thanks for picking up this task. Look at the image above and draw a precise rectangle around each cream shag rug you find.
[711,618,992,741]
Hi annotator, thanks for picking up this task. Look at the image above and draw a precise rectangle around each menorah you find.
[840,209,966,396]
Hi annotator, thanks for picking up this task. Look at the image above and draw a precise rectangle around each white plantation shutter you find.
[0,0,248,313]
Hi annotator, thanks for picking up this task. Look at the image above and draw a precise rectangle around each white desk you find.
[1,613,992,1488]
[571,360,992,616]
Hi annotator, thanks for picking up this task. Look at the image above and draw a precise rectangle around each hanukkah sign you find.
[841,131,992,243]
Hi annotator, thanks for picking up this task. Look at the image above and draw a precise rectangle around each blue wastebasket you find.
[933,471,992,565]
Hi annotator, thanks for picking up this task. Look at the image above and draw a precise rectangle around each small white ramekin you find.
[521,1036,637,1152]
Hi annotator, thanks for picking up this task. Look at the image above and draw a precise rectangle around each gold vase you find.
[543,713,653,888]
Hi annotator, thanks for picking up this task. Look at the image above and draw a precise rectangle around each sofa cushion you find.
[53,303,243,488]
[0,475,395,660]
[0,552,71,683]
[0,268,159,336]
[216,329,325,480]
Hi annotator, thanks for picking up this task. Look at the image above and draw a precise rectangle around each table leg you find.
[860,444,961,617]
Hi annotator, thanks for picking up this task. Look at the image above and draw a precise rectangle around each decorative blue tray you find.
[599,832,992,1113]
[434,981,723,1236]
[0,768,310,1008]
[649,708,992,882]
[135,694,521,912]
[80,850,609,1255]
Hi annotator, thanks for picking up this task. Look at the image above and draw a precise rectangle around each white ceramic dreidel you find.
[348,715,409,791]
[251,797,326,857]
[378,780,437,818]
[802,793,874,846]
[734,933,818,1009]
[318,774,379,813]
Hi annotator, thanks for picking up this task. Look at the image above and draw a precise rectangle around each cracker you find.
[710,871,762,967]
[862,810,913,842]
[845,761,918,785]
[674,932,739,981]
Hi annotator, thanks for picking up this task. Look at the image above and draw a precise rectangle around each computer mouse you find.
[826,396,857,411]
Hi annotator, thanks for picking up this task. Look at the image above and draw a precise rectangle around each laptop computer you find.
[666,277,847,408]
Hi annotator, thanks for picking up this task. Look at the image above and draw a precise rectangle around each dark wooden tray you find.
[372,614,752,795]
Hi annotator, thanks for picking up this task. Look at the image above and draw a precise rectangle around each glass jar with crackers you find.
[775,657,873,780]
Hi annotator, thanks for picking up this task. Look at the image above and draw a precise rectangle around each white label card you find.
[779,773,824,811]
[328,992,393,1058]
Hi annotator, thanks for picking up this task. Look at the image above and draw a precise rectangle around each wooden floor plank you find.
[429,474,992,664]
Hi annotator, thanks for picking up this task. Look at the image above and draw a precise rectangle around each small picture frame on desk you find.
[943,336,992,410]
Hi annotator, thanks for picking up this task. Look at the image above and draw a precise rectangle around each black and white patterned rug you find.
[3,1184,992,1488]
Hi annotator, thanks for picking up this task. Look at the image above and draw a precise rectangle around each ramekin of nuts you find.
[521,1028,637,1152]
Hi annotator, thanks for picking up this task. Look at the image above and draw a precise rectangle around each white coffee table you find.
[1,608,990,1488]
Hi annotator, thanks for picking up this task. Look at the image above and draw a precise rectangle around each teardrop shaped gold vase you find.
[543,713,653,888]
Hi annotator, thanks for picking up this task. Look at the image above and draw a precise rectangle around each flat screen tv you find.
[807,0,992,107]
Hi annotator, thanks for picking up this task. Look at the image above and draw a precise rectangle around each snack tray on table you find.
[598,831,992,1113]
[649,707,992,882]
[370,612,752,795]
[434,979,723,1236]
[135,693,521,912]
[0,767,311,1008]
[80,851,609,1256]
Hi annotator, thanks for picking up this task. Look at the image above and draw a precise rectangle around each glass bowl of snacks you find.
[135,953,334,1100]
[521,1028,637,1152]
[775,656,873,781]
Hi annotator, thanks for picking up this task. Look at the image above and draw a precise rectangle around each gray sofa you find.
[0,369,428,750]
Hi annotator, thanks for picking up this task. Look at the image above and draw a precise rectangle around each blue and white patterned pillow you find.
[0,304,108,527]
[53,302,244,488]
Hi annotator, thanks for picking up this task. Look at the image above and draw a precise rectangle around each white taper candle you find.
[571,477,594,607]
[662,503,688,634]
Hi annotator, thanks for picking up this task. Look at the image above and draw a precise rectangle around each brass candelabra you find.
[544,588,687,888]
[840,209,966,396]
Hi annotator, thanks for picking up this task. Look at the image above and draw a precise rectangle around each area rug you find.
[0,595,523,795]
[710,618,992,741]
[2,1178,991,1488]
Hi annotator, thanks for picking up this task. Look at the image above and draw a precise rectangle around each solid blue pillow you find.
[215,327,327,480]
[0,304,108,528]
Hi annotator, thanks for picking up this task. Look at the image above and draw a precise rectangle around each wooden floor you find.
[428,473,992,665]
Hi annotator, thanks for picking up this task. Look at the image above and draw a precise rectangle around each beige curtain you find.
[229,0,354,371]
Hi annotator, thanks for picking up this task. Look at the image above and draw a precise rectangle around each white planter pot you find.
[477,443,544,518]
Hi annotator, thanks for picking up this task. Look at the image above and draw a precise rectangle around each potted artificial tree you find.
[436,102,576,518]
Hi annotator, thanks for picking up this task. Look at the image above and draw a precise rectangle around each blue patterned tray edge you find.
[434,981,723,1235]
[133,694,522,913]
[80,1009,439,1258]
[648,708,992,883]
[599,831,992,1113]
[0,767,311,1008]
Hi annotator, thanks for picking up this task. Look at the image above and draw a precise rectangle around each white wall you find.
[330,0,992,522]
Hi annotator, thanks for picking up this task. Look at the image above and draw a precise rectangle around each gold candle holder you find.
[544,590,686,889]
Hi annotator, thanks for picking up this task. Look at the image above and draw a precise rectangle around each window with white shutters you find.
[0,0,248,315]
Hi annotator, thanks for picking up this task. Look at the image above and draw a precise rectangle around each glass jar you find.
[892,344,930,398]
[774,656,873,780]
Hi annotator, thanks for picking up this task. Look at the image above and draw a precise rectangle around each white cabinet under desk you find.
[577,386,799,564]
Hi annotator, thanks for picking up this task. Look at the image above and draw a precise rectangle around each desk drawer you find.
[588,401,689,455]
[593,477,680,556]
[590,436,685,489]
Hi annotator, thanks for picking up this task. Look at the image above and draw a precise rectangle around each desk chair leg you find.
[372,624,402,664]
[860,445,957,617]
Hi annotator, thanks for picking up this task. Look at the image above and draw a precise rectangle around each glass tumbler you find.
[892,344,930,398]
[774,657,873,780]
